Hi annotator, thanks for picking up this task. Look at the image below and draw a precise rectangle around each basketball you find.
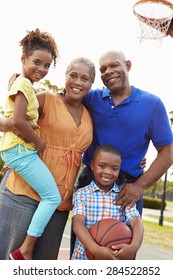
[86,218,132,260]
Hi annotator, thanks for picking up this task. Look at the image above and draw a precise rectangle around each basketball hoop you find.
[133,0,173,48]
[167,17,173,35]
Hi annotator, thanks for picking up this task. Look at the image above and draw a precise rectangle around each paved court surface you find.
[57,207,173,260]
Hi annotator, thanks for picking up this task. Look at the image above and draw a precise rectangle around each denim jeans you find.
[0,170,69,260]
[2,145,61,237]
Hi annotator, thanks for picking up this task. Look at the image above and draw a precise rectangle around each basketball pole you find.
[159,172,167,226]
[159,111,173,226]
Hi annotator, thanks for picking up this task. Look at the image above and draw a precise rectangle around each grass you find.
[142,220,173,251]
[142,201,173,251]
[145,214,173,223]
[166,201,173,208]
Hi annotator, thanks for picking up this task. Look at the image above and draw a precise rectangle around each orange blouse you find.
[6,92,93,211]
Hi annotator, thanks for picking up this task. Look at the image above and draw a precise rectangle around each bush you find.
[143,196,166,210]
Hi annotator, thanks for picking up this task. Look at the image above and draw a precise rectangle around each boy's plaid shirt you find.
[71,181,140,259]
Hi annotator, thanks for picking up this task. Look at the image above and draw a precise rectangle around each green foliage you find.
[0,171,3,182]
[143,196,166,210]
[167,180,173,191]
[146,179,164,194]
[34,79,64,94]
[145,179,173,197]
[0,155,4,171]
[0,154,4,182]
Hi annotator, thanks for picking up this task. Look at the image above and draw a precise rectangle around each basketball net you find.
[133,0,173,49]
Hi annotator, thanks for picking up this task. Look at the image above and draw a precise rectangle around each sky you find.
[0,0,173,179]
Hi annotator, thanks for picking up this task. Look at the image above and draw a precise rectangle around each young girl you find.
[0,29,61,260]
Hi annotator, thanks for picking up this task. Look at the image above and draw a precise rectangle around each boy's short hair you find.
[92,144,122,162]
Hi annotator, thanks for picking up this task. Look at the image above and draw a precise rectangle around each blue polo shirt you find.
[82,86,173,178]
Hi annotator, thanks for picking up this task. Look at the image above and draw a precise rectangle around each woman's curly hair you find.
[19,28,59,67]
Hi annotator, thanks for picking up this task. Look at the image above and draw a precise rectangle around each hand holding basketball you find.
[90,246,117,260]
[111,242,136,260]
[86,218,132,260]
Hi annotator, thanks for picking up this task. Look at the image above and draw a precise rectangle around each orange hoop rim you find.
[133,0,173,37]
[133,0,173,17]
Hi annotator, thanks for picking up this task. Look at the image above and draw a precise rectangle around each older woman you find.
[0,57,95,260]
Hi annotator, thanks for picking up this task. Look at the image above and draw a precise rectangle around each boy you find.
[71,145,143,260]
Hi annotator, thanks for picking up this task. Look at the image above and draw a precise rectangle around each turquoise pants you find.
[1,145,61,237]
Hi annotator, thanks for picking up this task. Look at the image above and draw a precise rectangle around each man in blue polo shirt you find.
[76,50,173,216]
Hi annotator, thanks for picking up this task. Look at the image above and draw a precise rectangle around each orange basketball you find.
[86,218,132,260]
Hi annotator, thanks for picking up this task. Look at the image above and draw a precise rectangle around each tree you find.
[34,79,64,94]
[145,179,167,197]
[167,180,173,192]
